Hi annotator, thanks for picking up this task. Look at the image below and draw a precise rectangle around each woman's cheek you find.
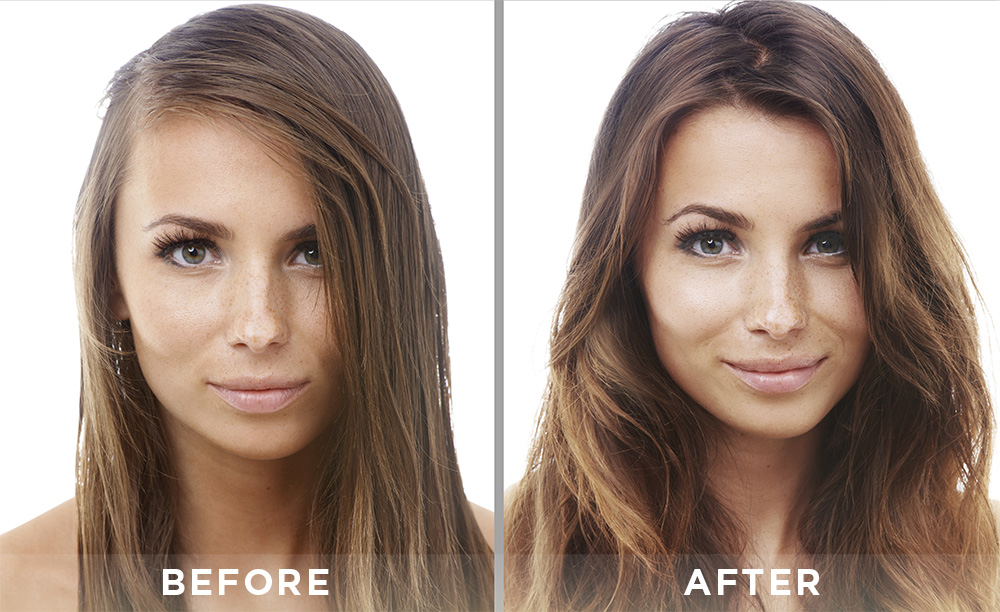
[647,261,741,345]
[131,279,222,367]
[808,266,869,349]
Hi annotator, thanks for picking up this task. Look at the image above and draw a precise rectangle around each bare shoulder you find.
[991,499,1000,529]
[468,500,494,551]
[0,499,78,611]
[0,498,77,553]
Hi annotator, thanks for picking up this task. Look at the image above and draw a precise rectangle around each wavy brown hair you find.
[504,1,998,610]
[74,4,492,611]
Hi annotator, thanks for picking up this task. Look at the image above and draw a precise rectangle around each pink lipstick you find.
[723,358,824,394]
[208,379,308,414]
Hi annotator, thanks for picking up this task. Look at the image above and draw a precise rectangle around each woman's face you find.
[112,117,345,461]
[639,106,870,441]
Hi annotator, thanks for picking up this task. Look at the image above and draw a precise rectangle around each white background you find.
[504,1,1000,499]
[0,0,494,534]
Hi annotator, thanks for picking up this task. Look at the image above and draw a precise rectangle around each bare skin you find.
[706,429,823,612]
[0,500,77,612]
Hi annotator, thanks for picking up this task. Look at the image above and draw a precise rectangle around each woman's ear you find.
[110,278,130,321]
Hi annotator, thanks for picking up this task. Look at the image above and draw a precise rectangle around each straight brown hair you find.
[74,4,492,610]
[505,1,998,610]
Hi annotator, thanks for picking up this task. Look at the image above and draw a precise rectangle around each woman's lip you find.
[723,359,825,394]
[208,382,308,414]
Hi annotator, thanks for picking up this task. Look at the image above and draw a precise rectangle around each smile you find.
[208,380,309,414]
[722,358,825,394]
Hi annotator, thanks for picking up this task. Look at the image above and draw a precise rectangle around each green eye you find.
[677,229,736,257]
[811,231,844,255]
[181,244,207,264]
[698,237,725,255]
[297,242,321,266]
[155,235,219,268]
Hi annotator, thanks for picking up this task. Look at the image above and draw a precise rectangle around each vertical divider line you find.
[493,0,504,610]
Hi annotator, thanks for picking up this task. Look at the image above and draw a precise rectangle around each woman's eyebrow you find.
[143,214,233,239]
[142,216,316,243]
[800,211,841,232]
[665,204,841,233]
[281,224,317,243]
[665,203,753,229]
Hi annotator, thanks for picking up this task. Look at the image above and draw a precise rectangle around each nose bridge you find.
[228,257,288,351]
[746,250,807,338]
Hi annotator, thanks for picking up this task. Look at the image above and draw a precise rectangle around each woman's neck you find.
[706,423,823,565]
[160,410,335,611]
[163,410,328,563]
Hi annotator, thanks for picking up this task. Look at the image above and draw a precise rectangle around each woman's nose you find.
[744,257,808,339]
[227,265,289,352]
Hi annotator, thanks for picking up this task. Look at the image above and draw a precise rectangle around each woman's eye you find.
[165,241,219,267]
[697,236,725,255]
[679,230,738,257]
[179,244,206,264]
[294,241,322,267]
[807,231,845,255]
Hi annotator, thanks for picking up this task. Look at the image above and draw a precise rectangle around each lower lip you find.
[723,360,823,394]
[208,383,307,414]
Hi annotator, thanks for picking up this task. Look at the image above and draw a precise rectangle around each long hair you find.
[504,1,998,610]
[73,4,492,610]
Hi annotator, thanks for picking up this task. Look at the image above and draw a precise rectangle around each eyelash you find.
[673,224,846,258]
[153,230,216,267]
[152,231,321,268]
[675,223,738,256]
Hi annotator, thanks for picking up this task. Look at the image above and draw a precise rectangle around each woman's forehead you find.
[119,117,317,234]
[656,106,840,225]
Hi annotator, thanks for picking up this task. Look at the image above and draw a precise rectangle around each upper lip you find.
[208,377,308,391]
[723,357,824,373]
